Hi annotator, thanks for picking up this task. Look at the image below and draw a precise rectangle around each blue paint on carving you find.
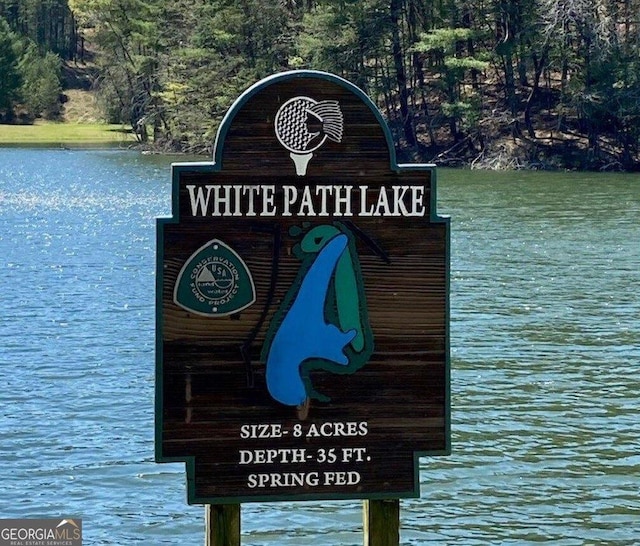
[266,234,356,406]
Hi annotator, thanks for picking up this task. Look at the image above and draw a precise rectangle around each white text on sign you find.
[186,184,427,218]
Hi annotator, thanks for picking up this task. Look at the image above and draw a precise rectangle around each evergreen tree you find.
[19,43,63,119]
[50,0,640,167]
[73,0,166,141]
[0,0,77,59]
[0,17,21,120]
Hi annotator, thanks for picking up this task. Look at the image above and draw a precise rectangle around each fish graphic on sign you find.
[274,97,344,175]
[262,224,373,415]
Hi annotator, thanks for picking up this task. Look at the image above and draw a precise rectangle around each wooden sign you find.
[155,70,450,504]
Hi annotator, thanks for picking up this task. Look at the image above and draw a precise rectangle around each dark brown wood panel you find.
[156,71,449,504]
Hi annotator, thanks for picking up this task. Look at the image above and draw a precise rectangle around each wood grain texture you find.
[157,73,449,504]
[364,499,400,546]
[205,504,240,546]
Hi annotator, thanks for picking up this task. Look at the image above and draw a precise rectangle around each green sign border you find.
[155,69,451,505]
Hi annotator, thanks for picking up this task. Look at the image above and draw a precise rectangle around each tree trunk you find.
[523,49,548,138]
[390,0,416,147]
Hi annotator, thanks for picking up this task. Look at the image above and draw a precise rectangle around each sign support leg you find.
[363,499,400,546]
[205,504,241,546]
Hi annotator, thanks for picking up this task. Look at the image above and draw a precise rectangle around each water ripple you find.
[1,154,639,544]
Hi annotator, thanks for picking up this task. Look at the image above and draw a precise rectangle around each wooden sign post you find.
[156,70,450,544]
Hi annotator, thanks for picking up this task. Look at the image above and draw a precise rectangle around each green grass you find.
[0,121,137,147]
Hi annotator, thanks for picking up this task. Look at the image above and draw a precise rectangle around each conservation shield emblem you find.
[173,239,256,316]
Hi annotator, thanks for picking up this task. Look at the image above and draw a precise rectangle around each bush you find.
[19,44,63,119]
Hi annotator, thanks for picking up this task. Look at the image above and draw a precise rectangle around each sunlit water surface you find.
[1,150,638,544]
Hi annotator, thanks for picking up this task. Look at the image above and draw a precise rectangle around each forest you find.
[1,0,640,170]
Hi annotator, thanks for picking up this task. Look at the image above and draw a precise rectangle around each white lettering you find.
[315,185,333,216]
[341,447,368,462]
[282,185,297,216]
[306,421,368,437]
[239,448,307,464]
[392,185,409,216]
[298,185,316,216]
[359,185,374,216]
[184,184,427,217]
[410,186,426,216]
[247,472,320,488]
[213,185,233,216]
[373,186,391,216]
[243,185,260,216]
[239,423,285,439]
[334,185,353,217]
[232,185,243,216]
[323,471,361,486]
[186,184,213,216]
[262,185,276,216]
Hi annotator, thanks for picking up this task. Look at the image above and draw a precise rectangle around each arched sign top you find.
[212,70,401,175]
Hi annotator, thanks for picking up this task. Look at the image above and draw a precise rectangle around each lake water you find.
[1,149,638,545]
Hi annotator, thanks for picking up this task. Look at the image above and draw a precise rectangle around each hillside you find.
[2,0,639,169]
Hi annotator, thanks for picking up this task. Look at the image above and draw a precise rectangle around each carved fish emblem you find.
[274,97,344,175]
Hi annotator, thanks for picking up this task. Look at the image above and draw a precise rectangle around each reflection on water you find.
[1,152,638,544]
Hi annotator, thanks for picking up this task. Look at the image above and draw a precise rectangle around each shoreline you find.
[0,142,135,149]
[0,121,137,148]
[2,122,637,172]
